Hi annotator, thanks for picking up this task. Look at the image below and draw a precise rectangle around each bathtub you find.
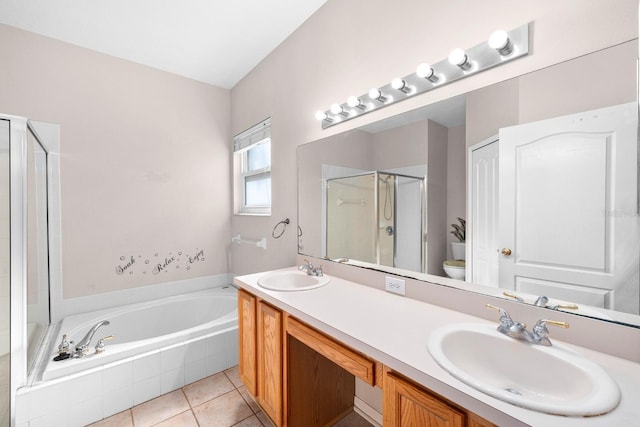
[41,285,238,381]
[14,284,238,426]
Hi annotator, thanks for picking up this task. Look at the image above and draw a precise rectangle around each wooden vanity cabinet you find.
[238,289,257,395]
[384,370,496,427]
[238,289,283,425]
[238,288,496,427]
[257,300,283,425]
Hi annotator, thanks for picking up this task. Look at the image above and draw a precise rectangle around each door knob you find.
[501,248,512,256]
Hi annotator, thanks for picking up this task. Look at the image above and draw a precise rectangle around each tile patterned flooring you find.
[89,366,373,427]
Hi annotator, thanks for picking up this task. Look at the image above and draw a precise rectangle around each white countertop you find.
[234,268,640,427]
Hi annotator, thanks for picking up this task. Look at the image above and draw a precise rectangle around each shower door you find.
[1,119,10,427]
[2,116,53,427]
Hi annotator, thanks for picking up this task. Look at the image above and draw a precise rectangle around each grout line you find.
[179,388,200,427]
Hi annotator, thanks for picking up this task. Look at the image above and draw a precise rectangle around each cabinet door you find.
[257,301,283,426]
[238,289,257,395]
[468,413,497,427]
[384,372,464,427]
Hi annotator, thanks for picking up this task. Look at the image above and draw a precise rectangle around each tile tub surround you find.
[235,268,640,427]
[14,327,238,427]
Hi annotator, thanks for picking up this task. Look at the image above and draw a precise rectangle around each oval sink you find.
[428,323,620,416]
[257,270,330,291]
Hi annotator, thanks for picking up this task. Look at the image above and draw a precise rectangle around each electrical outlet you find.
[385,276,405,296]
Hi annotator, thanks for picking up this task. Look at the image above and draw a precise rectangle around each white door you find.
[498,103,638,313]
[468,137,499,287]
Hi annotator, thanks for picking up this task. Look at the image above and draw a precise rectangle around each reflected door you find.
[469,138,499,287]
[498,103,639,313]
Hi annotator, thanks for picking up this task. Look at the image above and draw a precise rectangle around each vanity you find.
[234,268,640,427]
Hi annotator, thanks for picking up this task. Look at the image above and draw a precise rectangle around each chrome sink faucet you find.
[299,259,323,276]
[75,320,110,357]
[486,304,569,346]
[503,291,580,311]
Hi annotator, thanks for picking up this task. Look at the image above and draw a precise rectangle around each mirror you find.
[298,40,640,327]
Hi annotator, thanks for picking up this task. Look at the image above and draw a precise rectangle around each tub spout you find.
[75,320,110,357]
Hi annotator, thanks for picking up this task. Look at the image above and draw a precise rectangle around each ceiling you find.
[0,0,328,89]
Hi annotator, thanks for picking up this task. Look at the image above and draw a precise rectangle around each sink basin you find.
[257,270,330,291]
[428,323,620,416]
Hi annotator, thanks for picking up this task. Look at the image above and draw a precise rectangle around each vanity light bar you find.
[316,23,530,129]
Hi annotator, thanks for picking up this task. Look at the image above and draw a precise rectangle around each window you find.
[234,118,271,215]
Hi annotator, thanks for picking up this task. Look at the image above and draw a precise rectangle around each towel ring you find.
[272,218,290,239]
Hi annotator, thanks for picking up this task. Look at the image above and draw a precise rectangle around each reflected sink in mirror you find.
[257,270,330,291]
[428,323,620,416]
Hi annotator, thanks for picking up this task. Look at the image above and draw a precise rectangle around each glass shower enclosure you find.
[326,171,425,272]
[1,115,52,427]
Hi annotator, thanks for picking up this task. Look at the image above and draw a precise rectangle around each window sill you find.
[234,212,271,217]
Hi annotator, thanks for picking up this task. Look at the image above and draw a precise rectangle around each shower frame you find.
[3,114,57,427]
[325,170,426,272]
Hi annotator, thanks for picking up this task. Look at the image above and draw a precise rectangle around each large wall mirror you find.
[298,38,640,328]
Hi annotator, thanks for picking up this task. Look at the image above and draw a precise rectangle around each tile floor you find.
[88,366,373,427]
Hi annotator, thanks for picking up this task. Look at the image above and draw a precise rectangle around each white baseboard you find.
[354,396,382,427]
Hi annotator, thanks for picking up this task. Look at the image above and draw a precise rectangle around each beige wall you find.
[426,121,448,275]
[230,0,638,275]
[466,40,637,146]
[446,125,466,258]
[371,121,428,170]
[0,24,231,299]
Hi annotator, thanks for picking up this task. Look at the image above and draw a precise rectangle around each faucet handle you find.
[532,319,569,346]
[58,334,70,354]
[534,319,569,331]
[95,335,114,354]
[486,304,517,330]
[486,303,510,318]
[549,303,579,311]
[502,291,525,303]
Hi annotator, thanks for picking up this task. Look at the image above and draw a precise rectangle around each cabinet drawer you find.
[285,316,375,386]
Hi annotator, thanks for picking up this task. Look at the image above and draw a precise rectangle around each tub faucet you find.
[75,320,110,357]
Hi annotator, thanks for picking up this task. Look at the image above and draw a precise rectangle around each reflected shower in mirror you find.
[325,171,424,272]
[298,40,640,327]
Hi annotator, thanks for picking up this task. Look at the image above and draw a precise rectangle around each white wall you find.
[230,0,638,275]
[0,24,231,300]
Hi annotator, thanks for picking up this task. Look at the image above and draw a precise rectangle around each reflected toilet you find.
[443,260,466,280]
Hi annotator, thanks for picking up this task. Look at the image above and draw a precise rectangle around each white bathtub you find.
[41,285,238,381]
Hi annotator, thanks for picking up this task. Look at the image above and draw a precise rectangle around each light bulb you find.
[489,30,513,56]
[391,78,410,93]
[368,88,387,103]
[347,96,365,110]
[330,103,344,115]
[315,110,329,121]
[448,48,471,70]
[416,63,439,83]
[416,63,433,78]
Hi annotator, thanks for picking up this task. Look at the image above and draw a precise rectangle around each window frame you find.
[239,138,271,214]
[233,118,272,216]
